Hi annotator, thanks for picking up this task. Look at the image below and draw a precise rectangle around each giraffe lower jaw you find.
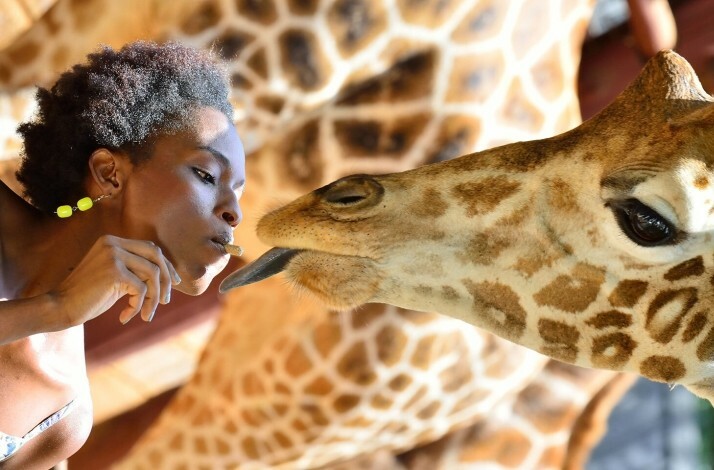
[219,247,302,293]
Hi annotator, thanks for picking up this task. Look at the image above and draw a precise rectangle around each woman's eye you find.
[194,168,216,185]
[610,199,677,246]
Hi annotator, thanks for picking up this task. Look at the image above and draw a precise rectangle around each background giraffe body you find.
[249,50,714,405]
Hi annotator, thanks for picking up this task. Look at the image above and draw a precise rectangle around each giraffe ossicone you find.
[230,50,714,404]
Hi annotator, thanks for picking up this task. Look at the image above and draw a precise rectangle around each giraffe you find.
[226,50,714,408]
[0,0,673,468]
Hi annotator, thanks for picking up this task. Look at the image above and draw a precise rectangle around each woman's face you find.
[120,106,246,295]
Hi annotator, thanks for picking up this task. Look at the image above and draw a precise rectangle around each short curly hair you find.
[16,40,233,213]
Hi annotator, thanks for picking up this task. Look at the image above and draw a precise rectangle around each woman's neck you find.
[0,182,102,299]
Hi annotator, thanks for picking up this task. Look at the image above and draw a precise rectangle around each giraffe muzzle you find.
[219,247,302,292]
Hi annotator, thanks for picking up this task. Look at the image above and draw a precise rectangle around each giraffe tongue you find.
[219,247,301,293]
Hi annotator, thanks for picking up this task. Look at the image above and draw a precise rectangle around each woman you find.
[0,41,245,468]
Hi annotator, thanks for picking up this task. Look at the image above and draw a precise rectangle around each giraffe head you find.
[223,50,714,402]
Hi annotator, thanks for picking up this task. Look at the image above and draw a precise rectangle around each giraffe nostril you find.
[320,174,384,207]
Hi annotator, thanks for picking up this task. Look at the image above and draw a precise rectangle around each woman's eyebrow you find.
[198,145,231,168]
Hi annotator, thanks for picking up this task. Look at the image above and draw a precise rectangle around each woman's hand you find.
[49,235,181,327]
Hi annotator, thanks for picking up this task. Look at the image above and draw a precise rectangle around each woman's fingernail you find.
[120,317,129,325]
[148,310,156,322]
[164,291,171,304]
[173,272,182,284]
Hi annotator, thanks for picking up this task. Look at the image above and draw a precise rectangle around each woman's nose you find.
[222,205,242,227]
[220,191,242,227]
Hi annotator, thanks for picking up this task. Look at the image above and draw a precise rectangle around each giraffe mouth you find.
[218,247,302,293]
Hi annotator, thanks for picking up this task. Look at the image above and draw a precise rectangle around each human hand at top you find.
[49,235,181,328]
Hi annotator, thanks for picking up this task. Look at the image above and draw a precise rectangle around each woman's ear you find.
[87,148,130,196]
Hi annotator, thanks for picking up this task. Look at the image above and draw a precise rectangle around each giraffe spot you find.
[441,285,459,301]
[211,29,254,60]
[646,288,698,343]
[242,436,260,459]
[452,176,521,217]
[328,0,387,57]
[460,428,532,466]
[291,418,307,432]
[411,334,438,369]
[371,393,393,409]
[683,312,708,342]
[608,279,649,308]
[531,44,566,101]
[697,325,714,361]
[230,72,252,90]
[273,403,288,416]
[273,431,292,449]
[194,436,209,454]
[586,311,633,329]
[352,304,386,328]
[548,178,579,213]
[513,250,558,277]
[462,280,527,341]
[446,51,505,103]
[301,403,330,425]
[591,333,637,369]
[501,79,545,132]
[246,49,268,79]
[169,433,183,451]
[694,175,710,189]
[278,119,324,191]
[181,1,221,35]
[256,95,285,115]
[389,373,412,391]
[640,356,686,382]
[515,383,579,433]
[538,319,580,363]
[664,256,705,281]
[278,29,329,90]
[333,394,361,413]
[284,344,313,377]
[440,358,473,392]
[534,263,606,313]
[376,324,408,366]
[224,419,238,435]
[8,41,40,66]
[312,319,342,358]
[397,0,459,28]
[287,0,318,14]
[417,401,442,420]
[304,376,334,396]
[338,342,377,385]
[452,1,507,43]
[275,382,291,395]
[191,409,213,426]
[334,114,430,157]
[426,115,482,163]
[338,51,436,105]
[407,187,449,218]
[236,0,277,24]
[460,231,512,265]
[512,1,550,59]
[242,371,266,396]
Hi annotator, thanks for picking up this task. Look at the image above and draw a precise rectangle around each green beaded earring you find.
[55,194,109,218]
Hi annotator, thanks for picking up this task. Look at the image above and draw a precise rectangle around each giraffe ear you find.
[595,50,713,125]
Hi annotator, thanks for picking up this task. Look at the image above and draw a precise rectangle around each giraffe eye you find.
[611,199,677,247]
